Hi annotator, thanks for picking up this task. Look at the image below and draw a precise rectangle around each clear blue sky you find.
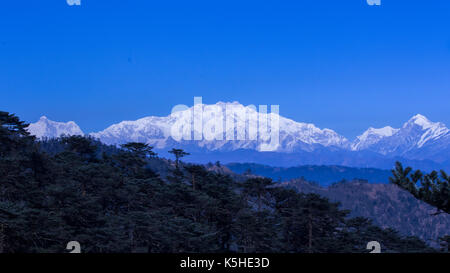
[1,0,449,139]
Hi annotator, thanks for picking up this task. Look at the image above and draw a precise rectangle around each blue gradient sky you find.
[1,0,449,139]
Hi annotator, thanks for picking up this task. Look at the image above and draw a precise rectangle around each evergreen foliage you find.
[390,161,450,215]
[0,112,438,253]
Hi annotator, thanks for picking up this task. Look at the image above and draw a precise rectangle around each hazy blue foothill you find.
[226,163,392,186]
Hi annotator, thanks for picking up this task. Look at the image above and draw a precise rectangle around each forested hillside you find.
[280,179,450,246]
[0,111,444,253]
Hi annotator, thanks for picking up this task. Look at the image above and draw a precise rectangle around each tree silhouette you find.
[184,165,204,190]
[242,177,273,212]
[168,148,189,169]
[121,142,157,158]
[390,161,450,214]
[0,111,34,156]
[61,135,97,160]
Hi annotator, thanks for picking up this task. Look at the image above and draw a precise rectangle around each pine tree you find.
[390,161,450,214]
[121,142,157,158]
[168,148,190,169]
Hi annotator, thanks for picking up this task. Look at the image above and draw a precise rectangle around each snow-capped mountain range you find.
[26,102,450,169]
[89,102,349,152]
[351,114,450,159]
[27,116,84,139]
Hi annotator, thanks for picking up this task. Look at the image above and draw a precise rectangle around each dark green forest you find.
[0,111,446,253]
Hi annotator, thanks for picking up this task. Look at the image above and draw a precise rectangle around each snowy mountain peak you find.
[351,126,399,151]
[401,114,449,147]
[352,114,450,154]
[214,101,242,106]
[367,126,398,136]
[27,116,84,139]
[406,114,435,129]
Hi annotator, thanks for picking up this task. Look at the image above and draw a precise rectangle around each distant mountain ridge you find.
[227,163,392,186]
[25,102,450,170]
